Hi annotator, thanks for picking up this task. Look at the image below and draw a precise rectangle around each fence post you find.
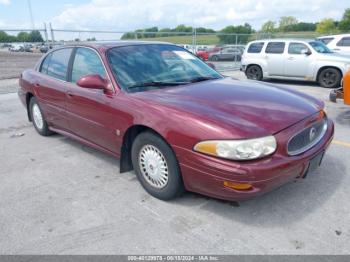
[49,23,55,44]
[43,23,49,45]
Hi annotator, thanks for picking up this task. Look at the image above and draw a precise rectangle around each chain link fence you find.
[0,27,321,73]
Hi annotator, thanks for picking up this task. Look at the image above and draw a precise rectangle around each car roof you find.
[247,39,315,44]
[317,34,350,38]
[59,40,173,51]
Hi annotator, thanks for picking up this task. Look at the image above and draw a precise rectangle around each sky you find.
[0,0,349,38]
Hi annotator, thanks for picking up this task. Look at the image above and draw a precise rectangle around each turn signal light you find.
[223,181,253,191]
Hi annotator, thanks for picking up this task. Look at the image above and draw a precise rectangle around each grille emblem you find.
[309,127,317,141]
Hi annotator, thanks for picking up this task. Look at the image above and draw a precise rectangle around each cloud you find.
[0,0,10,5]
[51,0,348,31]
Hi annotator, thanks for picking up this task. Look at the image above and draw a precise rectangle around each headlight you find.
[193,136,277,160]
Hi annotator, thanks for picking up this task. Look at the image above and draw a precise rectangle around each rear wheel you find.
[246,65,263,81]
[131,131,184,200]
[318,68,341,89]
[210,55,219,61]
[29,97,54,136]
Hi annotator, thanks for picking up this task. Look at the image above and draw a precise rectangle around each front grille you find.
[287,117,327,155]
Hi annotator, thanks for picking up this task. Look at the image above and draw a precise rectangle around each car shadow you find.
[263,78,322,88]
[174,154,345,227]
[54,134,344,227]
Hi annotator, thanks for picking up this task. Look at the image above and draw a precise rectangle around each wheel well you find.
[316,66,342,82]
[246,64,262,72]
[26,92,34,121]
[119,125,164,173]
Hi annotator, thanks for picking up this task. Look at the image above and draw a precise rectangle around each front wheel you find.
[318,68,341,88]
[131,131,184,200]
[29,97,54,136]
[246,65,263,81]
[210,55,219,61]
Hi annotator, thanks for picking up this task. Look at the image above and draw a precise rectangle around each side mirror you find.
[301,49,312,56]
[77,74,108,90]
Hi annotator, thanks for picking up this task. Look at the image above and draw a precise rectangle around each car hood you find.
[133,78,323,138]
[317,52,350,62]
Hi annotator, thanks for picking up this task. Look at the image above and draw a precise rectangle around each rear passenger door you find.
[336,37,350,53]
[65,47,117,152]
[264,42,286,76]
[36,48,73,130]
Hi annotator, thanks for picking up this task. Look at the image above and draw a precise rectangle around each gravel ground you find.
[0,71,349,254]
[0,51,42,80]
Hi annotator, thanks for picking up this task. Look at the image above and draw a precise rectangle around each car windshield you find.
[107,44,222,92]
[309,41,333,53]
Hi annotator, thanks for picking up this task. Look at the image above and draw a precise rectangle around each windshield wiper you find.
[127,81,189,89]
[189,76,220,83]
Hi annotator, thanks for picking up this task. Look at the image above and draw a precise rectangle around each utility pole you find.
[27,0,35,29]
[43,23,49,45]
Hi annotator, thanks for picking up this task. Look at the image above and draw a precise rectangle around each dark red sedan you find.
[18,41,334,201]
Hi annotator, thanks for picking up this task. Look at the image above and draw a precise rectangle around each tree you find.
[279,16,298,32]
[218,23,253,44]
[316,18,338,34]
[260,20,276,33]
[17,32,30,42]
[28,30,43,42]
[338,8,350,31]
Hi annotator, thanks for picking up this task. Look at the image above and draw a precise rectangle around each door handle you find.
[66,92,74,98]
[288,57,295,60]
[34,83,41,87]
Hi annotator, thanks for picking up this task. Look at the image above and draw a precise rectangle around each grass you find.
[135,34,220,45]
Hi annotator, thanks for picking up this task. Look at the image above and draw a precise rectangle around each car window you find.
[71,47,106,83]
[265,42,285,54]
[40,53,52,74]
[247,42,264,53]
[337,37,350,47]
[107,44,222,92]
[288,43,310,54]
[318,38,334,45]
[309,41,333,53]
[46,48,73,81]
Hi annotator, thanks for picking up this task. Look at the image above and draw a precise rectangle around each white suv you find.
[317,34,350,55]
[241,39,350,88]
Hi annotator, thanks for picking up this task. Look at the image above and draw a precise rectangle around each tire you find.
[210,55,219,61]
[246,65,263,81]
[29,97,54,136]
[131,131,184,200]
[318,68,341,89]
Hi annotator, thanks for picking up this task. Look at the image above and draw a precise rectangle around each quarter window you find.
[46,48,73,81]
[247,42,264,53]
[71,48,106,83]
[288,43,310,54]
[40,53,52,74]
[337,37,350,47]
[265,42,285,54]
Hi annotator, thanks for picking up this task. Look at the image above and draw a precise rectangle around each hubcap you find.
[32,104,43,129]
[139,145,169,189]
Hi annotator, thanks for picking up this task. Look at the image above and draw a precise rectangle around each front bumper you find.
[174,117,334,201]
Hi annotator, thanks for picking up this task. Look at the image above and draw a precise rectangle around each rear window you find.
[265,42,285,54]
[337,37,350,47]
[318,37,334,45]
[46,48,73,81]
[247,42,264,53]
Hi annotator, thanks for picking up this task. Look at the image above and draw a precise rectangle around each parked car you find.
[196,46,223,61]
[18,42,334,201]
[9,44,24,52]
[317,34,350,54]
[209,47,242,61]
[39,44,51,53]
[24,44,34,52]
[241,39,350,88]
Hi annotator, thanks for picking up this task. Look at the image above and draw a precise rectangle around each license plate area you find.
[303,151,324,178]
